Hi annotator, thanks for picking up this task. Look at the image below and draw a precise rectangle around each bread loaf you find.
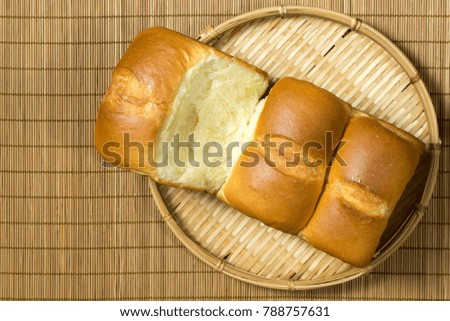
[94,27,268,192]
[301,111,425,267]
[217,78,352,234]
[95,27,425,268]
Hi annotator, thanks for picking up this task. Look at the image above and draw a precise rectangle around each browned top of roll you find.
[255,77,352,164]
[301,111,425,267]
[332,111,425,208]
[218,143,325,234]
[218,78,352,234]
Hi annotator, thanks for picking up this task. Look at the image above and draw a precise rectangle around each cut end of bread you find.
[155,54,268,193]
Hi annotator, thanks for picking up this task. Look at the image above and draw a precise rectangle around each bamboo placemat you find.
[0,0,448,300]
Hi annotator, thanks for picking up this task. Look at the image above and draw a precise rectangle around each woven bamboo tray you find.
[148,6,440,290]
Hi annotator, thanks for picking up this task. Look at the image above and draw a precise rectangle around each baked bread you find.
[301,111,425,267]
[217,78,352,234]
[94,27,268,192]
[95,26,425,268]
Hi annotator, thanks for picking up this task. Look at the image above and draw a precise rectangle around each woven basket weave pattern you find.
[150,7,440,290]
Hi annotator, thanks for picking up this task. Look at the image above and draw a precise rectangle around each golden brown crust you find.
[255,78,352,163]
[219,78,352,234]
[94,27,268,177]
[301,189,390,268]
[330,114,425,207]
[217,145,325,234]
[301,113,425,267]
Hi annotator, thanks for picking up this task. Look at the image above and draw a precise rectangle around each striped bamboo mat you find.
[0,0,448,300]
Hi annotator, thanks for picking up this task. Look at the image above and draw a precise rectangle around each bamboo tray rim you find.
[149,6,441,290]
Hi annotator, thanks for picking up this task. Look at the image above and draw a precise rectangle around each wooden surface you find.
[0,0,449,300]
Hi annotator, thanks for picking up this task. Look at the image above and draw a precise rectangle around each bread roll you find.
[218,78,352,234]
[94,27,268,192]
[301,111,425,267]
